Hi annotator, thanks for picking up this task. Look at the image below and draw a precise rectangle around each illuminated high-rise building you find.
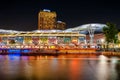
[38,9,57,30]
[56,21,66,30]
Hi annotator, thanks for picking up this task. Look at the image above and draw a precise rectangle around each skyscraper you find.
[38,9,57,30]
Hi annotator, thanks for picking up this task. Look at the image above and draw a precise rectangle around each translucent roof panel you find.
[0,23,106,34]
[66,23,106,34]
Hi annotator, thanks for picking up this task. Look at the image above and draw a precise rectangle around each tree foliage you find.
[103,22,118,43]
[103,22,118,49]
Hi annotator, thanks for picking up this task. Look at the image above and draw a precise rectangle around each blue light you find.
[7,49,21,60]
[22,49,30,53]
[8,49,21,53]
[7,49,31,54]
[8,53,21,60]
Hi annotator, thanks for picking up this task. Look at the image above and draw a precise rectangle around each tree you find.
[103,22,118,51]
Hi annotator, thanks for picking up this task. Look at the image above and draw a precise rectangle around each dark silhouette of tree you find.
[103,22,118,51]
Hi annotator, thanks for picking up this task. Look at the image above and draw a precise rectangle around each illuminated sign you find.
[64,37,71,43]
[40,37,48,44]
[72,37,78,44]
[48,37,57,44]
[24,36,32,44]
[32,36,39,45]
[57,37,64,44]
[16,36,24,44]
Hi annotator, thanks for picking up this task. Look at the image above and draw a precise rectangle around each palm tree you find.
[103,22,118,51]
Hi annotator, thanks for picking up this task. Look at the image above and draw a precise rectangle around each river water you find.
[0,54,120,80]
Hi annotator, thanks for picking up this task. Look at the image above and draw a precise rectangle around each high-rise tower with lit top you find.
[38,9,57,30]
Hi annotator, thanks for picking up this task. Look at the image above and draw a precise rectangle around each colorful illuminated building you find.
[0,23,108,49]
[0,30,86,49]
[86,33,105,44]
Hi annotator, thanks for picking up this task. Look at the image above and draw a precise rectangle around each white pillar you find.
[87,24,96,45]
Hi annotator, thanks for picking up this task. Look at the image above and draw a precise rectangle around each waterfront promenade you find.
[0,48,120,57]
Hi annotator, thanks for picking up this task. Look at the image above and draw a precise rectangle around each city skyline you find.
[0,0,120,31]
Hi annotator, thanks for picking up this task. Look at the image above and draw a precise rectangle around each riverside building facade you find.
[0,30,86,49]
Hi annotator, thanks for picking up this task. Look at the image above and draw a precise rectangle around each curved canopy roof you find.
[0,23,106,34]
[65,23,106,34]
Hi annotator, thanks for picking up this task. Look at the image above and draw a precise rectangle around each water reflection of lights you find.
[98,55,108,63]
[97,55,109,80]
[45,56,48,59]
[8,54,21,60]
[97,55,119,80]
[21,56,28,60]
[51,58,58,70]
[111,57,118,64]
[109,57,118,80]
[0,55,4,59]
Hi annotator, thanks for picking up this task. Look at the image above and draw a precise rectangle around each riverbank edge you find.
[0,52,102,56]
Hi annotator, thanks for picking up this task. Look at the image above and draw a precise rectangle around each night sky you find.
[0,0,120,31]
